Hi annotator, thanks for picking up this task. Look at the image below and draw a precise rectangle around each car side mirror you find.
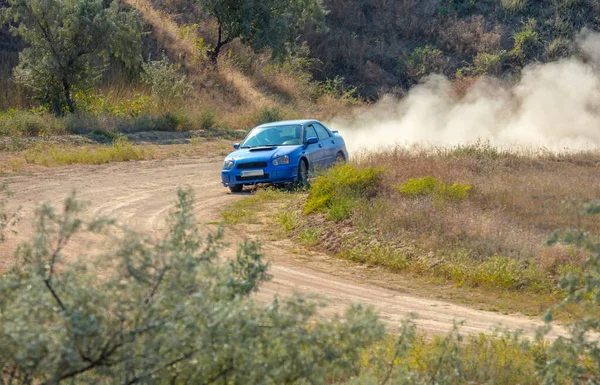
[233,143,240,149]
[306,137,319,146]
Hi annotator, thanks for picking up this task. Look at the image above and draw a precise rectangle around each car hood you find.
[227,145,301,162]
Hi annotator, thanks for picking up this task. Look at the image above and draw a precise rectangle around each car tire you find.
[294,159,309,188]
[229,184,243,193]
[335,152,346,164]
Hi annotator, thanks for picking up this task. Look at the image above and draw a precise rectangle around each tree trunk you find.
[62,79,75,114]
[208,25,230,64]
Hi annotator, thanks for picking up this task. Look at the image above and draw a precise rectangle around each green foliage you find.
[0,188,385,384]
[406,45,449,81]
[199,110,217,130]
[0,184,19,243]
[1,0,142,115]
[469,51,507,76]
[197,0,327,61]
[511,18,542,64]
[276,211,300,233]
[313,76,358,102]
[222,189,283,224]
[395,176,471,201]
[23,136,152,165]
[253,106,285,126]
[545,38,572,60]
[304,164,381,220]
[142,54,192,104]
[299,227,322,245]
[73,90,154,118]
[542,200,600,382]
[354,321,544,385]
[0,109,66,137]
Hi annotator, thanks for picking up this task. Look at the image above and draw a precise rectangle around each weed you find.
[304,163,381,220]
[253,107,284,126]
[222,189,284,225]
[299,227,321,246]
[276,211,299,233]
[23,137,152,165]
[394,176,471,201]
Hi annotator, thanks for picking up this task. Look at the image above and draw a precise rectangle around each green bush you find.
[407,45,449,81]
[304,164,382,220]
[253,106,284,126]
[395,176,471,201]
[142,54,192,104]
[0,189,385,384]
[511,19,542,64]
[0,109,66,137]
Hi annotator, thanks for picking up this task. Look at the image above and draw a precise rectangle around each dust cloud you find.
[330,29,600,153]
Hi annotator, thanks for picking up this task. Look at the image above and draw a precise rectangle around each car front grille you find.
[236,174,270,182]
[237,162,268,169]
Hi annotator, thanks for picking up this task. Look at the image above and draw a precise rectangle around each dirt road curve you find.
[0,158,566,338]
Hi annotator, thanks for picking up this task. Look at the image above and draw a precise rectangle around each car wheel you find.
[335,152,346,164]
[295,159,309,188]
[229,184,243,193]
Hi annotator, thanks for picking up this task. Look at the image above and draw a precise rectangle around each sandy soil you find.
[0,157,567,338]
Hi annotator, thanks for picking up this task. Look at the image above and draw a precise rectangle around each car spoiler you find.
[332,130,339,134]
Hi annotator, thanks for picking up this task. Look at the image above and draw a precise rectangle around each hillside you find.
[303,0,600,97]
[1,0,598,116]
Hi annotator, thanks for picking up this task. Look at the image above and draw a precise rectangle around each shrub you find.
[304,164,382,220]
[142,54,192,104]
[406,45,449,82]
[0,109,66,137]
[23,137,151,165]
[395,176,471,201]
[0,189,384,384]
[199,110,217,130]
[471,51,506,76]
[253,106,284,126]
[511,19,542,64]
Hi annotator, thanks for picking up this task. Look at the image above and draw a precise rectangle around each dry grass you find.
[0,138,234,174]
[338,146,600,286]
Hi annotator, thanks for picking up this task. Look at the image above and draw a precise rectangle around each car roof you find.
[257,119,320,128]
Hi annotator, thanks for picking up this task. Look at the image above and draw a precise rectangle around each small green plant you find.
[199,110,217,130]
[406,45,449,82]
[299,227,321,245]
[276,211,299,233]
[304,164,382,220]
[395,176,471,201]
[23,137,151,165]
[511,18,541,64]
[253,107,284,125]
[142,54,192,104]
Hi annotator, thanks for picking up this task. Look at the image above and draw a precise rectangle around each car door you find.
[304,124,327,169]
[313,123,337,167]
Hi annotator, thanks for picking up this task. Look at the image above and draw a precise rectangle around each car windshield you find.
[240,125,302,148]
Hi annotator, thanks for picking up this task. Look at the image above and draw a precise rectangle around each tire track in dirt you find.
[0,158,567,338]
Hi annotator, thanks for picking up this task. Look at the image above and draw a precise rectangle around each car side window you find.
[314,124,331,141]
[305,125,318,141]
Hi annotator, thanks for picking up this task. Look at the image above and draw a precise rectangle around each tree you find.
[1,0,142,115]
[0,188,384,384]
[197,0,327,63]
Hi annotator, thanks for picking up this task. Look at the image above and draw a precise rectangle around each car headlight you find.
[223,159,234,170]
[272,155,290,166]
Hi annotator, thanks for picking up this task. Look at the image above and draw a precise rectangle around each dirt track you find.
[0,157,567,338]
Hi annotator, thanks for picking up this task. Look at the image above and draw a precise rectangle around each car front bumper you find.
[221,164,298,187]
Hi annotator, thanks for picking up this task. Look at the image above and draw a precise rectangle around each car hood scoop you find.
[248,146,277,152]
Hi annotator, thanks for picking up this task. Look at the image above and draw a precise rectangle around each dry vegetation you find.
[255,144,600,314]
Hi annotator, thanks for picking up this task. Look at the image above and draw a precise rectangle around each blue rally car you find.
[221,120,348,193]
